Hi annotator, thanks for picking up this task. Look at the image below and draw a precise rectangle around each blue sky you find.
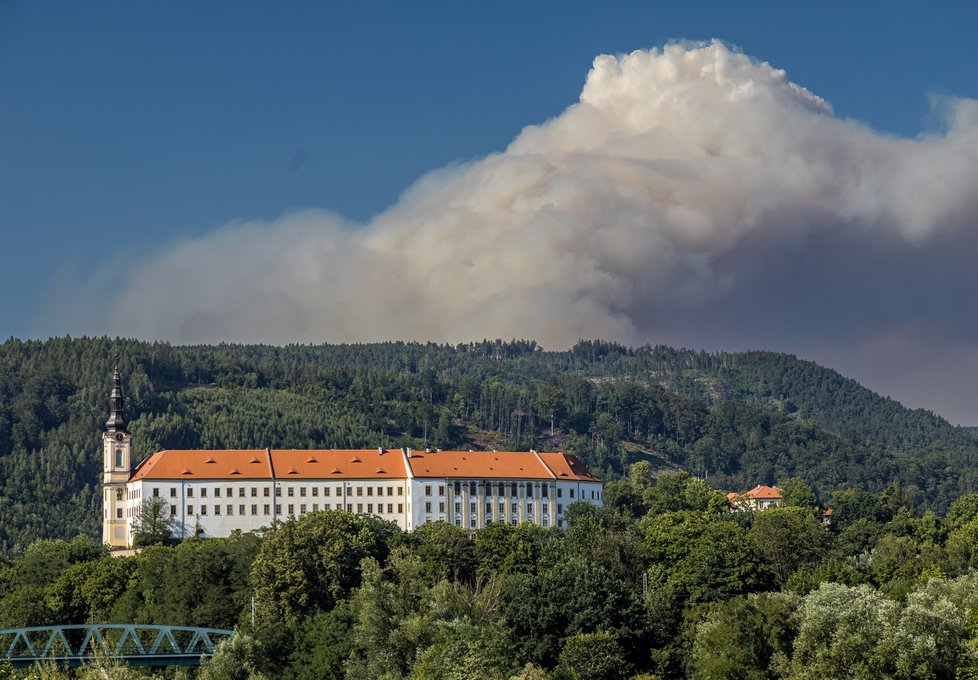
[3,2,978,420]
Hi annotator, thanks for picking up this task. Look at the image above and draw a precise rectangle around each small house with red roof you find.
[726,485,783,512]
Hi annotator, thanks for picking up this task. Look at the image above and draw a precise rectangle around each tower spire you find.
[105,368,128,433]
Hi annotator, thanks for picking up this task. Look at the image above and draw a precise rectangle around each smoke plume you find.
[54,41,978,420]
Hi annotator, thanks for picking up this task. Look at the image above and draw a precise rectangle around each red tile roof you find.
[742,485,783,500]
[130,449,599,482]
[537,452,601,482]
[131,449,406,481]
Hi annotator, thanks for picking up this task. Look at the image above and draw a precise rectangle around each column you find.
[534,482,542,525]
[477,481,485,528]
[518,482,526,523]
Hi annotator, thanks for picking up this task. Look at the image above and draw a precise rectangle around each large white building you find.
[101,370,603,547]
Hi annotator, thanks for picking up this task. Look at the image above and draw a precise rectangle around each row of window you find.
[423,517,564,528]
[422,501,563,516]
[150,485,406,499]
[421,483,599,501]
[180,502,406,517]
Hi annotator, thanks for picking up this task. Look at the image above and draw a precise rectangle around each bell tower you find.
[102,368,132,547]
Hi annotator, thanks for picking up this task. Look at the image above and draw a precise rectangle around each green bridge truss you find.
[0,624,235,668]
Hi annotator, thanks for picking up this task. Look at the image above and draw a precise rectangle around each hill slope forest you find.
[0,336,976,554]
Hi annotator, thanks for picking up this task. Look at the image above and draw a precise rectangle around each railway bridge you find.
[0,624,234,668]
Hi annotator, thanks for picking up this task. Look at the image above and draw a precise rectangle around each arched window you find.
[115,449,123,467]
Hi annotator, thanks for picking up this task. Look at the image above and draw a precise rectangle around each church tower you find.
[102,368,132,547]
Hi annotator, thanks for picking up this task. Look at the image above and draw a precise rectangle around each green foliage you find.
[131,495,176,546]
[250,510,396,625]
[750,507,830,587]
[557,631,633,680]
[691,592,799,680]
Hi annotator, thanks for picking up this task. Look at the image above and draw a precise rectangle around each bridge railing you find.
[0,624,235,668]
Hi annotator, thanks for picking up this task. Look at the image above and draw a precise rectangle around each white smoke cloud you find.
[49,41,978,419]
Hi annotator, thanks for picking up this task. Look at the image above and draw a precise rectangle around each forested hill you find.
[1,336,976,554]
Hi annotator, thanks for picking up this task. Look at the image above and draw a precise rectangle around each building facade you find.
[101,372,603,547]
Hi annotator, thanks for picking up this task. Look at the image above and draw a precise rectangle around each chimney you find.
[404,447,413,458]
[378,447,384,455]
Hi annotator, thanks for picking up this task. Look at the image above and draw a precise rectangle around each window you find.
[526,485,533,498]
[264,487,270,497]
[367,487,373,496]
[275,504,282,514]
[387,504,393,514]
[454,481,461,494]
[187,506,194,515]
[543,518,549,527]
[469,482,477,495]
[170,505,177,516]
[252,487,258,497]
[557,504,563,514]
[543,504,548,514]
[470,502,476,513]
[300,504,306,514]
[152,487,159,497]
[356,487,363,497]
[312,487,318,497]
[214,505,221,515]
[200,488,207,498]
[275,487,281,497]
[263,504,270,515]
[200,505,207,515]
[313,503,319,511]
[557,488,563,498]
[397,486,403,496]
[510,483,518,497]
[239,488,246,497]
[541,486,549,498]
[454,502,461,513]
[323,487,330,497]
[425,502,432,513]
[214,488,221,498]
[300,487,307,497]
[251,505,257,515]
[116,489,124,501]
[226,487,232,497]
[440,485,446,496]
[170,488,177,497]
[346,504,352,512]
[187,487,194,498]
[288,487,294,497]
[397,503,403,513]
[425,485,432,496]
[387,486,393,496]
[526,504,532,515]
[116,508,122,519]
[357,503,363,513]
[486,503,492,515]
[239,504,245,515]
[569,489,575,499]
[227,504,233,515]
[439,502,445,513]
[367,504,373,513]
[376,486,383,496]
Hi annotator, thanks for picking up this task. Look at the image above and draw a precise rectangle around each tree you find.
[557,631,633,680]
[692,592,799,680]
[250,511,397,625]
[750,507,829,586]
[131,496,176,546]
[789,583,896,679]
